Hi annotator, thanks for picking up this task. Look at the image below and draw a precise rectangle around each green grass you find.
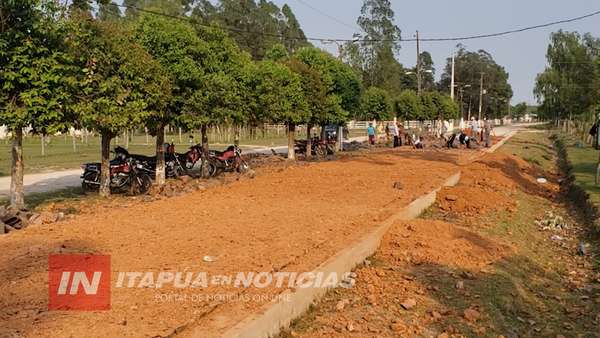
[0,186,99,212]
[499,131,555,170]
[564,143,600,205]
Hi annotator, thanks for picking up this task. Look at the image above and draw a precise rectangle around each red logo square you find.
[49,255,111,311]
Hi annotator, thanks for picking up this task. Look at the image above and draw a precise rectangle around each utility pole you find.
[416,30,421,95]
[458,87,464,118]
[337,43,343,61]
[450,53,455,100]
[478,72,485,121]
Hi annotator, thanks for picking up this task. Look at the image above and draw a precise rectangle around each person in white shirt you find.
[470,117,479,143]
[441,119,452,141]
[392,121,400,148]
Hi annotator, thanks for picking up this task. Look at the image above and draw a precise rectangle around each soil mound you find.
[436,185,517,214]
[377,220,514,270]
[460,152,558,198]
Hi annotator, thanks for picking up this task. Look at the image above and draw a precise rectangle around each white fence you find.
[349,118,510,133]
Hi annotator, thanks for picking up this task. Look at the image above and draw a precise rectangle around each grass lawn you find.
[500,131,555,171]
[561,137,600,205]
[0,129,366,177]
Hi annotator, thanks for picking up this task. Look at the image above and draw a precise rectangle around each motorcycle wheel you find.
[327,144,335,155]
[81,173,99,195]
[131,174,152,195]
[315,145,327,157]
[177,163,188,178]
[207,161,218,177]
[237,161,250,174]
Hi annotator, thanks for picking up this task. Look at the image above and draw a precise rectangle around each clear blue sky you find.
[275,0,600,105]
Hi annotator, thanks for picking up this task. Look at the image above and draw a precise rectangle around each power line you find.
[115,5,600,43]
[294,0,361,32]
[414,9,600,42]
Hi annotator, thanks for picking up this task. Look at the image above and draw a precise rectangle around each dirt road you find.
[0,147,479,338]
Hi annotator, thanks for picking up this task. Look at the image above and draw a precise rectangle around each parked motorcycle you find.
[294,134,327,156]
[81,148,153,195]
[113,145,189,180]
[208,145,250,175]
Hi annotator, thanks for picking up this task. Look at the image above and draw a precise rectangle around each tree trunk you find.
[124,130,129,149]
[156,125,166,186]
[287,123,295,160]
[72,130,77,153]
[11,129,26,210]
[99,133,112,197]
[145,127,150,147]
[41,134,45,156]
[234,126,240,147]
[596,151,600,188]
[200,124,210,178]
[306,123,312,157]
[320,124,326,141]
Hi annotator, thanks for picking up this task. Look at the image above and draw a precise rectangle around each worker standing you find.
[470,117,479,143]
[366,122,376,145]
[441,119,452,142]
[484,118,494,148]
[393,121,400,148]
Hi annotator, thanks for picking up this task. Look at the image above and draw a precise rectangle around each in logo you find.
[49,255,111,311]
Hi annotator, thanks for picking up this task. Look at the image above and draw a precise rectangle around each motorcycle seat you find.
[217,151,235,160]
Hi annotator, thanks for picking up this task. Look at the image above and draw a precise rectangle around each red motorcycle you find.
[295,135,327,156]
[208,145,250,176]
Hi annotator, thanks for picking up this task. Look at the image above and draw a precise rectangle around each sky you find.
[113,0,600,105]
[272,0,600,105]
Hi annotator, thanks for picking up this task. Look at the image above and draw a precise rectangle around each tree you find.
[98,1,122,21]
[264,44,289,62]
[439,44,512,119]
[71,13,169,197]
[295,47,361,124]
[395,90,422,121]
[534,30,600,121]
[279,4,310,54]
[253,60,309,159]
[135,12,203,184]
[418,51,436,92]
[355,0,402,92]
[287,58,341,156]
[123,0,192,20]
[0,0,76,209]
[197,0,309,60]
[359,88,394,121]
[512,102,528,118]
[137,14,252,179]
[431,92,459,120]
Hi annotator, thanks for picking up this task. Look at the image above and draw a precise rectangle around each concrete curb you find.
[215,172,461,338]
[486,130,517,153]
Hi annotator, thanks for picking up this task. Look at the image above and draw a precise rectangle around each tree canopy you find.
[534,30,600,120]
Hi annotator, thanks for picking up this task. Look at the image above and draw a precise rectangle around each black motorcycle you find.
[81,149,153,195]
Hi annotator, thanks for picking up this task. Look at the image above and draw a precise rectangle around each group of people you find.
[365,116,495,151]
[441,117,494,149]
